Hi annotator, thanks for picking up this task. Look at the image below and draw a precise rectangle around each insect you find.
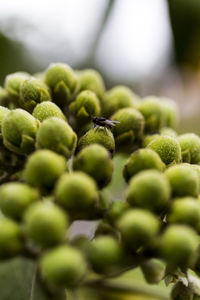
[92,116,120,130]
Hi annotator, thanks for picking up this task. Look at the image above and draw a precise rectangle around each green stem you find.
[84,278,170,300]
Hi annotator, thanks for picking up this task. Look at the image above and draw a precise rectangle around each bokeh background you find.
[1,0,200,134]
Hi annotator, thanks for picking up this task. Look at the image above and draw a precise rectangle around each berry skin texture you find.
[159,225,199,268]
[33,101,67,122]
[165,164,199,197]
[20,77,51,112]
[0,217,23,258]
[36,117,77,158]
[0,183,38,220]
[24,201,68,247]
[88,235,122,274]
[161,98,179,129]
[0,106,9,134]
[78,69,105,100]
[2,108,39,155]
[4,72,30,98]
[123,148,165,182]
[55,172,98,218]
[178,133,200,164]
[168,197,200,230]
[102,85,138,118]
[117,209,160,251]
[139,96,164,132]
[45,63,78,97]
[24,149,67,191]
[78,127,115,156]
[147,135,181,165]
[40,245,87,288]
[70,90,101,119]
[73,144,113,189]
[111,107,144,147]
[126,170,171,212]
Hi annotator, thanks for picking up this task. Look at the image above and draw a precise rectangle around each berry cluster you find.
[0,63,200,299]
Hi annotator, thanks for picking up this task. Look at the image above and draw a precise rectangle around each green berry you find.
[45,63,78,105]
[0,217,23,258]
[24,149,67,191]
[2,108,39,155]
[0,106,9,138]
[165,164,199,197]
[126,170,170,212]
[168,197,200,230]
[4,72,30,98]
[108,201,130,224]
[70,90,101,119]
[117,209,160,251]
[141,259,165,284]
[139,96,164,132]
[33,101,67,122]
[24,201,68,246]
[0,183,38,220]
[89,235,122,274]
[148,135,181,165]
[161,98,179,129]
[78,127,115,156]
[20,77,51,112]
[179,133,200,164]
[111,108,144,147]
[78,69,105,100]
[142,133,160,147]
[36,117,77,158]
[102,85,138,117]
[160,127,177,137]
[159,225,198,267]
[55,172,98,218]
[73,144,113,188]
[40,245,87,288]
[123,148,165,182]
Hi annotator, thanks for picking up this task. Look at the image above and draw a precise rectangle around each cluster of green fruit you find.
[0,63,200,299]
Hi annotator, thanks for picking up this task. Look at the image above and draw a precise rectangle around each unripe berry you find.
[78,69,105,100]
[148,135,181,165]
[126,170,170,212]
[165,164,199,197]
[4,72,30,98]
[159,225,198,268]
[24,149,67,191]
[0,183,38,220]
[55,172,98,218]
[70,90,101,119]
[78,127,115,156]
[0,106,9,138]
[142,133,160,147]
[0,217,23,258]
[20,77,51,112]
[88,235,122,274]
[117,209,160,251]
[33,101,67,122]
[45,63,78,104]
[168,197,200,230]
[161,98,179,129]
[139,96,164,132]
[179,133,200,164]
[123,148,165,182]
[111,107,144,147]
[24,201,68,246]
[36,117,77,158]
[102,85,138,118]
[40,245,87,288]
[73,144,113,188]
[2,108,39,155]
[141,259,165,284]
[160,127,177,137]
[108,201,130,224]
